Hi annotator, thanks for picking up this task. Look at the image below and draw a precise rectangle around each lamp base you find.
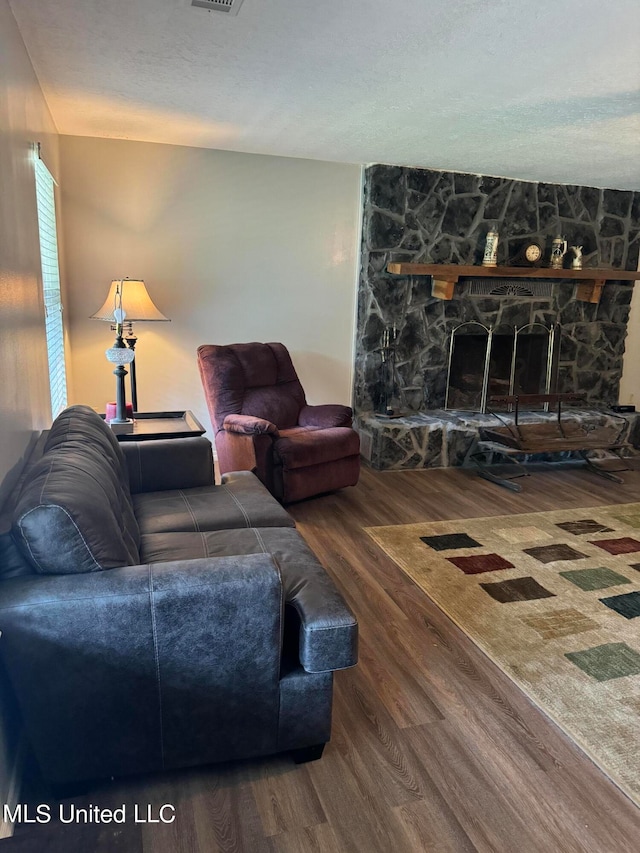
[106,402,134,421]
[108,419,135,435]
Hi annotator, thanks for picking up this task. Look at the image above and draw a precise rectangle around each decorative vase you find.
[482,227,499,267]
[550,236,568,270]
[570,245,583,270]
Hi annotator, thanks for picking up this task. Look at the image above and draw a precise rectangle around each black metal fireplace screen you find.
[445,322,558,413]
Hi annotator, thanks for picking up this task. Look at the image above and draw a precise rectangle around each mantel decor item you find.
[511,240,543,267]
[550,236,568,270]
[91,278,170,411]
[482,225,499,267]
[571,245,583,270]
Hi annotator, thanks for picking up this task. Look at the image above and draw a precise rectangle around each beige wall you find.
[60,136,362,436]
[0,0,60,832]
[0,0,59,487]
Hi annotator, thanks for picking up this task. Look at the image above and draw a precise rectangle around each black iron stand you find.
[125,331,138,412]
[112,362,130,424]
[376,325,400,415]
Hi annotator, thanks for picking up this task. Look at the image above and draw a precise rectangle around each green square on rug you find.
[565,643,640,682]
[559,567,632,591]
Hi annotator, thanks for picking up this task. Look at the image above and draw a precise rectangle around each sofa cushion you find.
[275,427,360,470]
[132,471,294,535]
[12,442,141,575]
[140,527,358,672]
[44,405,130,485]
[44,405,139,544]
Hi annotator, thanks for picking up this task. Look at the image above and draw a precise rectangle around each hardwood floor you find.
[8,463,640,852]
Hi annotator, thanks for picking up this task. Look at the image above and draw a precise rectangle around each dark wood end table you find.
[107,410,206,442]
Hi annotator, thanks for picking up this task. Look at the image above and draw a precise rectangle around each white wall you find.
[0,0,60,833]
[60,136,362,436]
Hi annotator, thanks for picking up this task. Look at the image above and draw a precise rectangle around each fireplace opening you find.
[445,324,556,412]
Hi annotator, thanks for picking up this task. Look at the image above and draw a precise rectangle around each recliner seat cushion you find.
[275,427,360,470]
[133,471,295,535]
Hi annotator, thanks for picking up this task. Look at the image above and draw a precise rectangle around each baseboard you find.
[0,735,24,839]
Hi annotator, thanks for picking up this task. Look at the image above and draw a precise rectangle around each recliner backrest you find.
[198,342,306,431]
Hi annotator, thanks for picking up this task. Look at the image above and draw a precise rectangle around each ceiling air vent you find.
[191,0,245,14]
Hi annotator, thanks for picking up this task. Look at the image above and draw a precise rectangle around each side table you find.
[107,410,206,442]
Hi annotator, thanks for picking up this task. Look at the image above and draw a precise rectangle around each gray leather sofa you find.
[0,406,357,785]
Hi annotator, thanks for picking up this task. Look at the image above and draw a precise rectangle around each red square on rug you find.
[591,538,640,556]
[446,554,514,574]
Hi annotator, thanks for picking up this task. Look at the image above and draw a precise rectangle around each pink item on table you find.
[105,402,134,421]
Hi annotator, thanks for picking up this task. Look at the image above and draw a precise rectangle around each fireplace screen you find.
[445,322,557,412]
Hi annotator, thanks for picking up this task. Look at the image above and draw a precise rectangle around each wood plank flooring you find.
[8,463,640,852]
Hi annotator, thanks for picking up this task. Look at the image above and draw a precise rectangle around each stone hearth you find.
[358,408,640,471]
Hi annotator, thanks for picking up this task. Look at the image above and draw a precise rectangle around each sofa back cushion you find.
[44,405,131,487]
[12,406,141,575]
[45,404,139,544]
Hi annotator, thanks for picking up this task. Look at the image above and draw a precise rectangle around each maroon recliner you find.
[197,342,360,503]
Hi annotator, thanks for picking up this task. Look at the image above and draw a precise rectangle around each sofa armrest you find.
[121,437,215,493]
[298,404,353,429]
[0,554,283,783]
[281,546,358,674]
[223,414,279,436]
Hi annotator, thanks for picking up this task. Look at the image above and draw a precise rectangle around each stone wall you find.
[354,165,640,414]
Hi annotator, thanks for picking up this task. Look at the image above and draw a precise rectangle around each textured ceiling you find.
[10,0,640,189]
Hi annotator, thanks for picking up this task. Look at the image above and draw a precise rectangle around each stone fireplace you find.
[353,165,640,469]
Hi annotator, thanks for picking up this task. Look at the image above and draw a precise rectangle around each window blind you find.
[35,155,68,418]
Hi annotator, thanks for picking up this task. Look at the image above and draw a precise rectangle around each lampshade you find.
[90,279,170,323]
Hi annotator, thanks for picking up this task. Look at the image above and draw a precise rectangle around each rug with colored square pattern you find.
[366,503,640,806]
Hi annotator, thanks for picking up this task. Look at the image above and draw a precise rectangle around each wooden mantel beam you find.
[386,262,639,304]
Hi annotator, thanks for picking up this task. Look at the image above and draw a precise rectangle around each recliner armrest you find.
[121,437,215,493]
[298,404,353,429]
[223,414,279,436]
[0,553,283,783]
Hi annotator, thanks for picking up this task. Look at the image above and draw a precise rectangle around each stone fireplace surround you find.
[354,164,640,470]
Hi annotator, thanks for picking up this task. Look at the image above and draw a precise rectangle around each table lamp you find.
[91,278,170,411]
[105,301,135,431]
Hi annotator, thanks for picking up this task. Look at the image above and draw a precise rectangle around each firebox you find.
[445,322,558,412]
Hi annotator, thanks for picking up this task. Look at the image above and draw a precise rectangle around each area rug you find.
[366,503,640,806]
